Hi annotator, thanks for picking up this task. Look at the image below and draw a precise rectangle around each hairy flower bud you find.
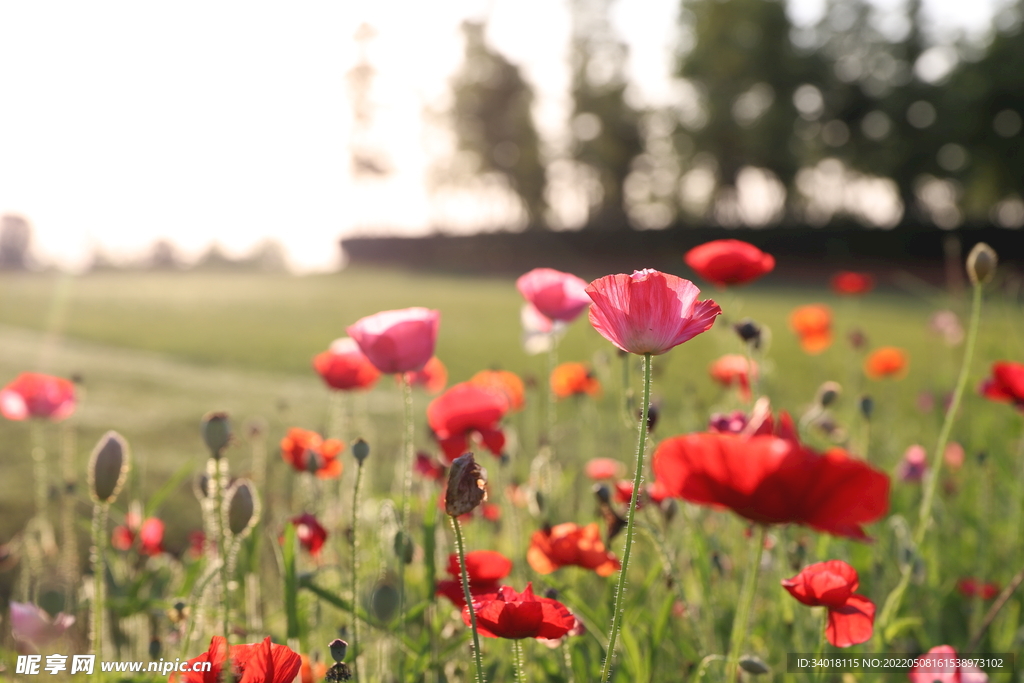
[201,411,232,458]
[89,431,130,504]
[966,242,997,285]
[225,479,260,536]
[352,438,370,464]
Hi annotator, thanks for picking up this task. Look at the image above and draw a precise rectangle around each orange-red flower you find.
[864,347,909,380]
[831,271,874,295]
[291,513,327,557]
[462,583,577,640]
[709,354,758,400]
[789,304,833,354]
[427,383,509,462]
[312,337,380,391]
[957,578,1000,600]
[652,432,889,540]
[684,239,775,287]
[111,513,164,556]
[347,307,440,374]
[527,522,621,576]
[436,550,513,608]
[980,361,1024,409]
[782,560,875,647]
[402,356,448,394]
[299,655,328,683]
[585,458,625,480]
[0,372,76,421]
[550,362,601,399]
[516,268,592,322]
[171,636,301,683]
[586,269,721,356]
[280,428,344,479]
[470,369,525,411]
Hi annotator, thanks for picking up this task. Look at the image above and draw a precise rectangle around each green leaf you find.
[884,616,922,642]
[282,522,300,641]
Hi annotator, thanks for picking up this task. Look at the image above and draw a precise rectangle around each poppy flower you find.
[585,458,625,480]
[347,307,440,374]
[683,239,775,287]
[944,442,965,470]
[470,369,526,411]
[312,337,381,391]
[831,271,874,295]
[462,583,577,640]
[516,268,592,322]
[0,372,76,421]
[280,428,344,479]
[864,347,909,380]
[436,550,513,608]
[112,514,165,556]
[171,635,302,683]
[414,451,446,482]
[707,401,799,440]
[897,445,928,483]
[402,356,448,394]
[586,269,721,356]
[527,522,621,576]
[10,602,76,651]
[299,655,328,683]
[980,361,1024,409]
[781,560,875,647]
[789,305,833,354]
[427,383,509,462]
[908,645,989,683]
[709,354,758,401]
[291,513,327,557]
[550,362,601,399]
[652,432,890,540]
[957,578,1000,600]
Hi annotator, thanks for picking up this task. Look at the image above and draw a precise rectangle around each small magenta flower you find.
[10,602,75,651]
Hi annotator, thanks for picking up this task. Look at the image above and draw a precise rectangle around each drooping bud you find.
[859,395,874,420]
[444,452,487,517]
[966,242,997,285]
[739,656,771,675]
[816,381,842,408]
[89,431,130,504]
[201,412,232,458]
[593,483,612,505]
[734,318,762,348]
[329,638,348,663]
[352,438,370,464]
[225,479,260,536]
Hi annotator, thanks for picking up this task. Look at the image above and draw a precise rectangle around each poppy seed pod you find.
[859,395,874,420]
[817,381,842,408]
[88,431,130,504]
[225,479,260,536]
[445,452,488,517]
[329,638,348,663]
[966,242,997,285]
[201,412,232,458]
[734,319,762,347]
[352,438,370,464]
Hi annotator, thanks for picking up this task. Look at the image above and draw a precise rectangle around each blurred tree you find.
[0,214,32,270]
[348,23,391,178]
[450,21,548,230]
[148,239,180,270]
[569,0,643,231]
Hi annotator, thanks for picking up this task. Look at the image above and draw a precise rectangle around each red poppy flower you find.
[0,372,76,421]
[831,271,875,295]
[436,550,513,608]
[427,383,509,462]
[550,362,601,399]
[652,432,889,540]
[312,337,381,391]
[516,268,592,322]
[171,635,301,683]
[782,560,875,647]
[280,428,344,479]
[401,356,448,394]
[527,522,621,576]
[470,370,526,411]
[586,269,721,356]
[111,513,165,556]
[347,307,440,374]
[585,458,625,480]
[683,239,775,287]
[707,401,799,440]
[709,354,758,401]
[790,305,833,354]
[957,578,1000,600]
[414,451,446,482]
[613,481,644,508]
[462,583,577,640]
[908,645,989,683]
[980,361,1024,409]
[291,513,327,557]
[864,347,909,380]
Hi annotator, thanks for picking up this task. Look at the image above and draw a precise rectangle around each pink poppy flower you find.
[516,268,592,322]
[898,445,928,483]
[782,560,875,647]
[586,269,721,356]
[312,337,381,391]
[0,373,76,421]
[585,458,625,480]
[347,307,440,374]
[10,602,76,650]
[908,645,988,683]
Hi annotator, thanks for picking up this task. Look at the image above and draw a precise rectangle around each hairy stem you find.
[452,516,485,683]
[90,503,108,657]
[725,525,767,683]
[351,458,365,683]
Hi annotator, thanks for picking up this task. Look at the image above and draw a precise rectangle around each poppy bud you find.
[739,657,770,675]
[393,531,414,564]
[593,483,612,505]
[544,588,559,600]
[149,638,161,660]
[352,438,370,464]
[89,431,130,504]
[640,403,660,432]
[225,479,259,536]
[444,452,488,517]
[816,381,841,408]
[329,638,348,663]
[660,497,678,524]
[370,579,399,622]
[966,242,997,285]
[201,412,232,458]
[859,395,874,420]
[734,319,762,348]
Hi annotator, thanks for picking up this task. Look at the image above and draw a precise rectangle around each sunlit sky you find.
[0,0,1004,272]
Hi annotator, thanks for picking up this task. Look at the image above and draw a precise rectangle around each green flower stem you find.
[350,458,365,683]
[546,342,558,445]
[600,351,652,683]
[32,420,47,522]
[90,502,108,657]
[215,458,230,643]
[512,638,526,683]
[398,374,415,634]
[725,525,767,683]
[876,282,983,638]
[452,516,485,683]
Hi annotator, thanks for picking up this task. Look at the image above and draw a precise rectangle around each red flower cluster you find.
[652,432,889,540]
[980,361,1024,409]
[463,584,577,640]
[312,337,380,391]
[782,560,875,647]
[684,240,775,287]
[0,372,77,421]
[957,577,1000,600]
[172,636,301,683]
[280,428,344,479]
[527,522,621,576]
[111,512,164,556]
[427,383,509,462]
[436,550,512,608]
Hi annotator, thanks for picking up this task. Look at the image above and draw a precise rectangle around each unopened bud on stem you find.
[966,242,997,285]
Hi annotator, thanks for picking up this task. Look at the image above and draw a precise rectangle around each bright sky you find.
[0,0,1004,272]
